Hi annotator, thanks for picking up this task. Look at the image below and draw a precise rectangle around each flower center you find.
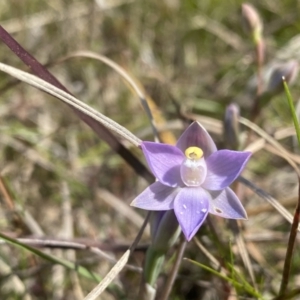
[180,147,207,187]
[184,147,203,160]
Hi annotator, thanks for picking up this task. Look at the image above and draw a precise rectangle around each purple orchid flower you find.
[131,122,251,241]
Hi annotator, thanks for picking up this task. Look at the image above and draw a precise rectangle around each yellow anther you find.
[184,147,203,160]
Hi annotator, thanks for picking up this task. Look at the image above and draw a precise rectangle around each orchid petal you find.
[173,187,209,241]
[130,181,177,210]
[202,150,251,190]
[141,141,184,187]
[208,187,248,219]
[176,122,217,158]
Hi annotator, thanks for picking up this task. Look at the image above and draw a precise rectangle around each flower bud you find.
[241,3,263,43]
[223,103,240,150]
[267,60,298,94]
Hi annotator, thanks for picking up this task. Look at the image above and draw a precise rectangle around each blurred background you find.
[0,0,300,299]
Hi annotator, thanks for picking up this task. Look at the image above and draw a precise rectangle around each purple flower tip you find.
[131,122,250,241]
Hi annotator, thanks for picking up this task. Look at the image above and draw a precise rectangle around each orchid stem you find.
[160,237,187,300]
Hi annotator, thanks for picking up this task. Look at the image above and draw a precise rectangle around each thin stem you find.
[159,237,187,300]
[279,177,300,297]
[250,40,264,121]
[255,42,263,97]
